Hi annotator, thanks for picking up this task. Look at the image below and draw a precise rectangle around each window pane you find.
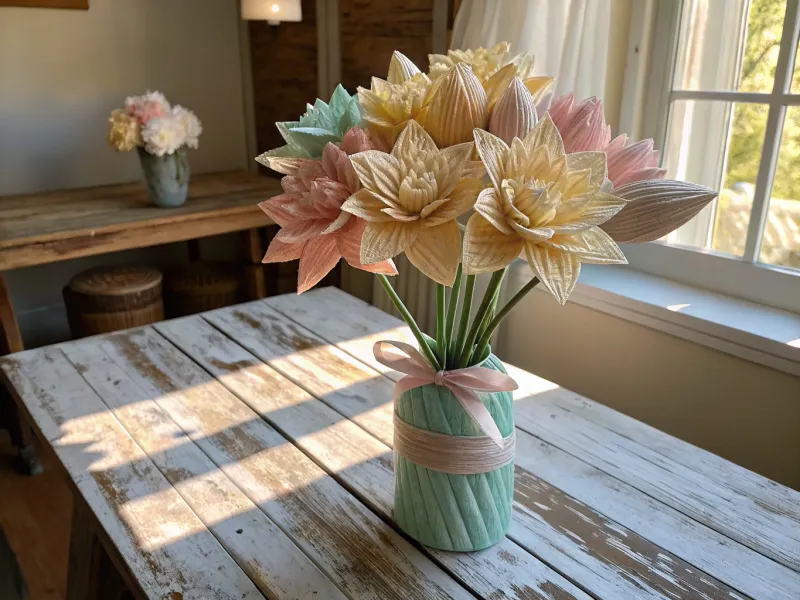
[673,0,786,93]
[663,100,768,257]
[759,106,800,269]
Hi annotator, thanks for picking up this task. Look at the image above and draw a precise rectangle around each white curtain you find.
[369,0,612,334]
[452,0,610,101]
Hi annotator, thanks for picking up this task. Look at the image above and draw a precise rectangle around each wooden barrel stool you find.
[63,266,164,338]
[163,262,241,318]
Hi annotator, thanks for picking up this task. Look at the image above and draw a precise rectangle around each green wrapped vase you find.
[393,354,515,551]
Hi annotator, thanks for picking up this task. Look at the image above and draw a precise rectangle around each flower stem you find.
[444,264,463,366]
[452,274,475,366]
[376,274,440,370]
[469,282,502,364]
[458,269,505,368]
[436,283,446,368]
[474,276,540,354]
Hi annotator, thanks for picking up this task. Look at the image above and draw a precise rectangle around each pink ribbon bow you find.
[373,340,519,447]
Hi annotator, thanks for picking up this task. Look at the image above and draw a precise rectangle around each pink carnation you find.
[259,127,397,293]
[125,91,170,125]
[547,92,666,186]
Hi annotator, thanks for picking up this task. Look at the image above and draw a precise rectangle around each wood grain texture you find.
[248,0,318,156]
[268,287,800,600]
[0,0,87,8]
[0,348,265,600]
[220,296,748,599]
[156,314,589,600]
[0,171,278,270]
[339,0,434,92]
[92,326,472,600]
[59,340,346,600]
[0,273,23,354]
[508,374,800,572]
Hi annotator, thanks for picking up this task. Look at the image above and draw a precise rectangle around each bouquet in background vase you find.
[255,42,718,552]
[108,91,202,208]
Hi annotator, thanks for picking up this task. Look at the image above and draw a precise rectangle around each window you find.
[623,0,800,313]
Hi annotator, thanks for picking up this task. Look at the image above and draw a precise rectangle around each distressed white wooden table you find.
[1,288,799,600]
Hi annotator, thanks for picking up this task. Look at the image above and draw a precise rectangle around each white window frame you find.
[619,0,800,314]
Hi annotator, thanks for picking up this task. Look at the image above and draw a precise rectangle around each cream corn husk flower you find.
[341,120,482,286]
[358,52,434,149]
[429,42,533,83]
[463,115,629,304]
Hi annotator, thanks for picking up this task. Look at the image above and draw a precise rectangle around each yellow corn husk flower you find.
[340,120,482,286]
[429,42,527,83]
[463,115,629,304]
[107,109,142,152]
[358,51,434,149]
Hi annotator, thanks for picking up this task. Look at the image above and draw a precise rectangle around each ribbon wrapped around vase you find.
[373,341,518,444]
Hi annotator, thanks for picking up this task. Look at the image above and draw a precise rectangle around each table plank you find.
[93,327,472,600]
[0,348,265,600]
[509,381,800,571]
[267,287,800,600]
[156,314,592,600]
[208,299,750,599]
[59,341,346,600]
[0,171,278,270]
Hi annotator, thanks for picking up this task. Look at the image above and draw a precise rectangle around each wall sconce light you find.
[241,0,302,25]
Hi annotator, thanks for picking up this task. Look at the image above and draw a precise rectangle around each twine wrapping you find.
[394,412,516,474]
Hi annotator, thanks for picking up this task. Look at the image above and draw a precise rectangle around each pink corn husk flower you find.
[547,92,666,186]
[259,127,397,293]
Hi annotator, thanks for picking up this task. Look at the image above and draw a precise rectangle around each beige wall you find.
[0,0,249,347]
[498,289,800,489]
[605,0,633,134]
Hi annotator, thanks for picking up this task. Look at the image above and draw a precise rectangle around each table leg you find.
[0,274,40,475]
[66,498,103,600]
[187,239,201,262]
[0,273,23,354]
[243,228,267,300]
[67,496,136,600]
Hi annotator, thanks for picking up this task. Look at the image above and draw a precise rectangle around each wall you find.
[0,0,249,346]
[498,289,800,489]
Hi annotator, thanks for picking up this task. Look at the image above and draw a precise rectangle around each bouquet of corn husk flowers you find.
[256,42,717,551]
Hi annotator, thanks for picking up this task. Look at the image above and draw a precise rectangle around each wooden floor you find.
[0,433,70,600]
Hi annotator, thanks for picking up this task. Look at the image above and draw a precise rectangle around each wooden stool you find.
[163,262,241,317]
[63,266,164,338]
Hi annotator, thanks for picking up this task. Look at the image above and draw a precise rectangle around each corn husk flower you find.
[108,109,142,152]
[258,127,397,293]
[340,120,482,286]
[357,52,434,149]
[259,85,361,165]
[546,92,717,243]
[463,115,629,304]
[423,45,553,148]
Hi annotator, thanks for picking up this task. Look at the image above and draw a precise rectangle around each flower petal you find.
[341,188,398,222]
[551,193,626,230]
[474,187,513,234]
[489,77,538,144]
[262,239,304,263]
[545,227,627,265]
[522,76,554,103]
[523,113,565,161]
[337,219,398,275]
[484,63,517,110]
[360,220,420,264]
[423,177,483,227]
[601,179,718,243]
[387,51,422,84]
[274,218,331,244]
[349,150,403,202]
[298,235,341,293]
[566,151,607,187]
[391,119,439,162]
[405,220,461,286]
[463,213,524,274]
[473,129,509,191]
[259,194,297,227]
[525,243,581,305]
[509,221,554,243]
[425,62,488,147]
